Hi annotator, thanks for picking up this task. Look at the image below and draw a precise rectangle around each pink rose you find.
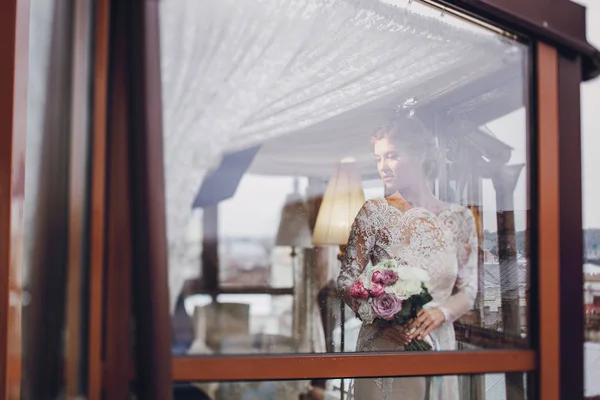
[372,270,399,286]
[369,283,385,297]
[372,293,403,321]
[350,279,369,299]
[371,270,383,284]
[380,270,399,285]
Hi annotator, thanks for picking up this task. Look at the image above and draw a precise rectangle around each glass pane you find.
[171,373,530,400]
[161,0,531,356]
[584,239,600,345]
[581,2,600,399]
[582,3,600,398]
[217,175,300,288]
[176,294,294,355]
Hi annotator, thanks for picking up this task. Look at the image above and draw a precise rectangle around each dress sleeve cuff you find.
[438,306,453,323]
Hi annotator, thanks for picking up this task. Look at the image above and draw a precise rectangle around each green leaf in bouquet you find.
[408,298,422,317]
[404,339,432,352]
[394,313,409,325]
[411,296,421,307]
[420,291,433,304]
[398,300,413,319]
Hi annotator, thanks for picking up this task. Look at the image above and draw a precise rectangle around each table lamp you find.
[312,159,366,260]
[275,194,312,253]
[275,182,312,272]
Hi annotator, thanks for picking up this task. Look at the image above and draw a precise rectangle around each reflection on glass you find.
[180,294,294,356]
[584,235,600,398]
[173,373,529,400]
[162,0,531,356]
[584,247,600,342]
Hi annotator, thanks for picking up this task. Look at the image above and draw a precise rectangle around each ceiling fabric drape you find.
[159,0,520,307]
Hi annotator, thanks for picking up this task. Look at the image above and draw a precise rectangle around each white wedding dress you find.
[338,198,478,400]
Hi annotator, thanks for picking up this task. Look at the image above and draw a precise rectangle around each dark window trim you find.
[441,0,600,80]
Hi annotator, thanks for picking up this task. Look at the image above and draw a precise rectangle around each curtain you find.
[159,0,515,308]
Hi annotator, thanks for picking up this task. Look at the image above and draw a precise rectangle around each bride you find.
[338,117,478,400]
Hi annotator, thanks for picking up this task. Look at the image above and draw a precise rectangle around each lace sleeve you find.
[337,201,377,310]
[439,207,478,323]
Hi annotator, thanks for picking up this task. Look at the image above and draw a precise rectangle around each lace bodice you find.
[338,198,478,399]
[339,197,478,324]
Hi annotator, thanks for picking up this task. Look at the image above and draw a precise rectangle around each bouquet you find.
[350,259,434,351]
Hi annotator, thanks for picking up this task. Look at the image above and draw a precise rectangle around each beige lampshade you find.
[312,161,366,246]
[275,192,312,248]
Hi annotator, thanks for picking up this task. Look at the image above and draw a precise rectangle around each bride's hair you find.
[371,116,442,180]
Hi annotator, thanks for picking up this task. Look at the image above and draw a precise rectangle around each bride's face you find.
[373,136,422,191]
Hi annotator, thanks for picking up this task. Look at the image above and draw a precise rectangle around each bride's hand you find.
[379,325,412,346]
[406,308,446,341]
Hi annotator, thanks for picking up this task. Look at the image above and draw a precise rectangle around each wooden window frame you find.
[172,351,535,382]
[88,0,110,398]
[0,0,29,398]
[102,4,564,398]
[0,0,587,400]
[155,36,579,400]
[10,0,583,400]
[158,41,583,400]
[536,41,585,400]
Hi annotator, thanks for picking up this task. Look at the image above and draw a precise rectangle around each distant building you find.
[585,264,600,343]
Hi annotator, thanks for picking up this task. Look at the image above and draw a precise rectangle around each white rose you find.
[389,279,422,299]
[358,300,375,324]
[403,279,423,297]
[397,266,429,285]
[410,268,430,283]
[389,282,410,300]
[396,268,412,282]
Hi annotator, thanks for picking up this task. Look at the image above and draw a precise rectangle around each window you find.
[162,0,532,363]
[5,0,595,398]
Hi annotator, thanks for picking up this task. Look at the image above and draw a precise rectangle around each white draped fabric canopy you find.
[160,0,524,309]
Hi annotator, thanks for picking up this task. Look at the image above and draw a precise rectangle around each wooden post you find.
[535,42,585,400]
[125,0,173,398]
[88,0,110,398]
